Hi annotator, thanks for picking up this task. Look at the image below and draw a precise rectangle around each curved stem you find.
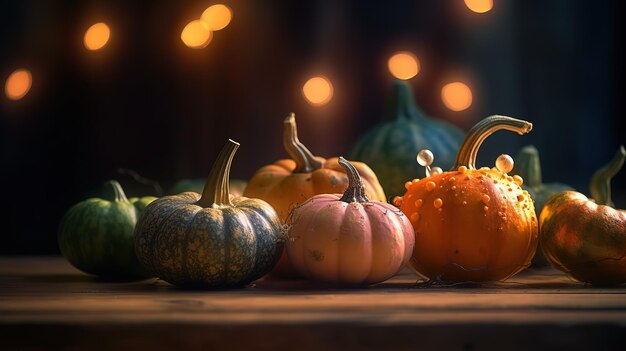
[103,180,129,203]
[283,113,322,173]
[454,115,533,169]
[513,145,542,188]
[338,157,369,203]
[198,139,240,207]
[590,145,625,206]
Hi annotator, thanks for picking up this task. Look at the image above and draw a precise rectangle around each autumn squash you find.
[286,157,415,285]
[244,113,386,277]
[58,180,157,279]
[170,178,247,197]
[350,80,465,198]
[134,139,283,288]
[512,145,575,215]
[397,115,538,282]
[540,146,626,285]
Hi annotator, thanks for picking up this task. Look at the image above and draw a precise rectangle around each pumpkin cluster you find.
[57,81,626,288]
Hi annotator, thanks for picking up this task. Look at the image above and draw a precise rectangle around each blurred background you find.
[1,0,624,254]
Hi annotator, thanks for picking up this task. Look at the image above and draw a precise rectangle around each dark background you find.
[1,0,624,254]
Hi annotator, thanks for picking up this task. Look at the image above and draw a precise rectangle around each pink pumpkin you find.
[286,157,415,285]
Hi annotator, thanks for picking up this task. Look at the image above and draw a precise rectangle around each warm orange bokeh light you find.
[388,52,420,80]
[441,82,473,111]
[84,23,111,51]
[181,20,213,49]
[201,4,233,31]
[464,0,493,13]
[5,69,32,101]
[302,76,333,106]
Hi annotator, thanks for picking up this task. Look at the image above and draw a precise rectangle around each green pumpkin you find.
[58,181,157,278]
[350,80,465,198]
[135,139,283,288]
[170,178,247,197]
[512,145,575,215]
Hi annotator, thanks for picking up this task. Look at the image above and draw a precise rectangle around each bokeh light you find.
[181,20,213,49]
[388,52,420,80]
[464,0,493,14]
[302,76,333,106]
[5,69,32,101]
[84,23,111,51]
[441,82,473,111]
[201,4,233,31]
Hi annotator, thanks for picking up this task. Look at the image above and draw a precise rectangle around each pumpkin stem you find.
[283,113,323,173]
[389,80,428,122]
[338,157,369,203]
[590,145,625,206]
[198,139,240,208]
[512,145,542,188]
[454,115,533,170]
[103,180,129,203]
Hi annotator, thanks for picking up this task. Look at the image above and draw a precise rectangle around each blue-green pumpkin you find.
[58,181,157,278]
[350,80,465,198]
[134,139,283,288]
[512,145,575,215]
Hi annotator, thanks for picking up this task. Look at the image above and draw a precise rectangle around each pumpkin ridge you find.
[181,207,203,284]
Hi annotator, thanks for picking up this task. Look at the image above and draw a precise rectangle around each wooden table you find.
[1,257,625,350]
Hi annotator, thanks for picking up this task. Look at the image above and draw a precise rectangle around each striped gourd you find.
[134,139,283,288]
[350,80,465,198]
[58,180,157,278]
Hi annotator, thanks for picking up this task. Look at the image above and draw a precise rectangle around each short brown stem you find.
[590,145,625,206]
[454,115,533,170]
[338,157,369,203]
[283,113,322,173]
[198,139,240,207]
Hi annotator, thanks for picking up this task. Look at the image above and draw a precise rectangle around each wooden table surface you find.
[1,257,625,350]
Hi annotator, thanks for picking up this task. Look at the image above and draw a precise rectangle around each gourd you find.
[397,115,538,282]
[350,80,465,198]
[58,180,157,279]
[134,139,283,288]
[244,113,386,277]
[512,145,575,214]
[286,157,415,285]
[540,146,626,285]
[170,178,247,197]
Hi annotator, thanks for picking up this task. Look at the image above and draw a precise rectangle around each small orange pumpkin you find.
[398,116,538,282]
[286,157,414,285]
[244,113,386,277]
[540,146,626,285]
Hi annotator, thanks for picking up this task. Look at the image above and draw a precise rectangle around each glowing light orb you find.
[302,76,333,106]
[441,82,473,111]
[181,20,212,49]
[201,4,233,31]
[388,52,420,80]
[464,0,493,13]
[5,69,32,101]
[84,22,111,51]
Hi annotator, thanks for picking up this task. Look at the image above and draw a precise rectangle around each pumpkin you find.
[286,157,415,285]
[244,113,386,277]
[350,80,465,198]
[170,178,247,196]
[58,180,157,279]
[397,115,538,282]
[540,146,626,285]
[512,145,575,215]
[134,139,283,288]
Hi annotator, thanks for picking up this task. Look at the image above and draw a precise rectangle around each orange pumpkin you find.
[397,116,538,282]
[286,157,414,285]
[540,146,626,285]
[244,113,386,277]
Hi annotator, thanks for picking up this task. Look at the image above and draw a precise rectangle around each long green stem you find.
[590,145,625,206]
[454,115,533,169]
[103,180,129,203]
[198,139,240,207]
[338,157,369,203]
[513,145,542,188]
[283,113,322,173]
